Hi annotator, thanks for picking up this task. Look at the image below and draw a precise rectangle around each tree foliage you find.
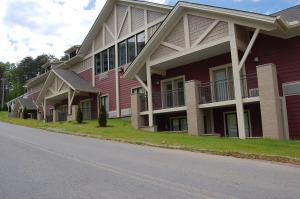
[76,106,83,124]
[1,54,58,102]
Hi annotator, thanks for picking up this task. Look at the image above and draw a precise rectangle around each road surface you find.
[0,122,299,199]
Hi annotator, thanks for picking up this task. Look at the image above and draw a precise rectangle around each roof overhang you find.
[123,2,300,80]
[24,71,50,88]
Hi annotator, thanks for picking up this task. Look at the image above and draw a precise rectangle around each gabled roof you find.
[123,1,300,80]
[77,0,172,56]
[272,4,300,23]
[17,98,37,110]
[53,69,98,93]
[36,68,98,104]
[24,71,49,88]
[64,45,81,54]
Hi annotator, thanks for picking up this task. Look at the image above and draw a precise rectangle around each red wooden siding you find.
[78,68,93,83]
[95,70,116,111]
[286,95,300,140]
[119,76,141,109]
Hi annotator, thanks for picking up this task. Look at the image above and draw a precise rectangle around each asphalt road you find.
[0,122,299,199]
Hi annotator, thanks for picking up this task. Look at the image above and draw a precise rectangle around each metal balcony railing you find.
[140,88,186,112]
[199,73,259,104]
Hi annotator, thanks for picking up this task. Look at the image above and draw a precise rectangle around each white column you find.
[92,40,95,87]
[43,99,47,121]
[115,45,120,118]
[229,22,246,139]
[146,63,153,127]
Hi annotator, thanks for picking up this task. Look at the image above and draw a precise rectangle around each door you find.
[170,117,188,131]
[80,101,91,120]
[213,67,233,101]
[225,112,250,137]
[174,79,185,106]
[100,96,109,112]
[163,82,173,108]
[214,69,227,101]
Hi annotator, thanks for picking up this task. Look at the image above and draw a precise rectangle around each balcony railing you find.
[199,73,259,104]
[140,88,185,112]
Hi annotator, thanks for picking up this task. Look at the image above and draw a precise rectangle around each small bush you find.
[23,106,28,119]
[98,105,107,127]
[76,106,83,124]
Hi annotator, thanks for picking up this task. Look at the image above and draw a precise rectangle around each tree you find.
[76,106,83,124]
[23,106,28,119]
[98,105,107,127]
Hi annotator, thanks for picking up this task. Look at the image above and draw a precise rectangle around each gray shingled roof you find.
[272,4,300,22]
[18,98,37,110]
[53,68,98,93]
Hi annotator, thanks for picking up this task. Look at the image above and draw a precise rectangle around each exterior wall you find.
[78,68,93,83]
[151,53,231,90]
[213,103,262,137]
[119,77,140,110]
[95,70,116,112]
[246,35,300,95]
[286,95,300,140]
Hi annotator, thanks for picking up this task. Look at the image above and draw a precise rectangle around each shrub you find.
[98,105,107,127]
[76,106,83,124]
[23,106,28,119]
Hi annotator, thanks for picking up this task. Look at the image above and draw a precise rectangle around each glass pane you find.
[180,118,188,131]
[137,32,145,54]
[127,36,136,63]
[94,53,101,74]
[109,46,115,70]
[102,50,108,72]
[118,41,126,66]
[172,119,180,131]
[214,69,227,101]
[175,80,185,106]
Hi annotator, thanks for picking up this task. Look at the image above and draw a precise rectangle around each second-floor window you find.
[95,46,115,75]
[118,31,145,67]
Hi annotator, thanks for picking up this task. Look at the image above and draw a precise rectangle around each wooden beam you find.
[238,28,260,71]
[135,75,149,92]
[117,7,129,38]
[161,42,183,52]
[192,20,219,48]
[151,68,166,76]
[183,14,190,49]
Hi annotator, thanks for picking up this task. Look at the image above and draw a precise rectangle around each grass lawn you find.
[1,111,299,164]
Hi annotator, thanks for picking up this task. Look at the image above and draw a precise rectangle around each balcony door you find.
[162,77,185,108]
[211,65,233,102]
[225,111,251,137]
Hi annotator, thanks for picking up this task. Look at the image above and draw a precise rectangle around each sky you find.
[1,0,299,64]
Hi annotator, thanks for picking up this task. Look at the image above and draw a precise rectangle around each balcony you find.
[199,73,259,104]
[140,88,186,112]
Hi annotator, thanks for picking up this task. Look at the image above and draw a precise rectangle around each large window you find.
[95,46,115,75]
[118,31,145,67]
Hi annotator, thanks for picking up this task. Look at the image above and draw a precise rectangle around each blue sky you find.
[0,0,299,63]
[163,0,300,14]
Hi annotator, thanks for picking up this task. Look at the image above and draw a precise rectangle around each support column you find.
[43,99,47,121]
[257,63,284,139]
[229,22,246,139]
[115,46,120,118]
[131,94,143,129]
[185,80,205,135]
[53,108,58,122]
[146,63,154,127]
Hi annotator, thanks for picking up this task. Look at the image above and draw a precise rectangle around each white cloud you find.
[0,0,171,63]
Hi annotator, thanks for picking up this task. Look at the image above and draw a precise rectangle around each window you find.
[109,46,115,69]
[118,31,145,67]
[127,36,136,63]
[94,46,115,75]
[170,117,187,131]
[118,41,126,66]
[80,100,91,120]
[100,95,109,112]
[131,87,144,94]
[137,32,145,54]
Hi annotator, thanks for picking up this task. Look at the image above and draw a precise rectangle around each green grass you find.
[1,111,300,163]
